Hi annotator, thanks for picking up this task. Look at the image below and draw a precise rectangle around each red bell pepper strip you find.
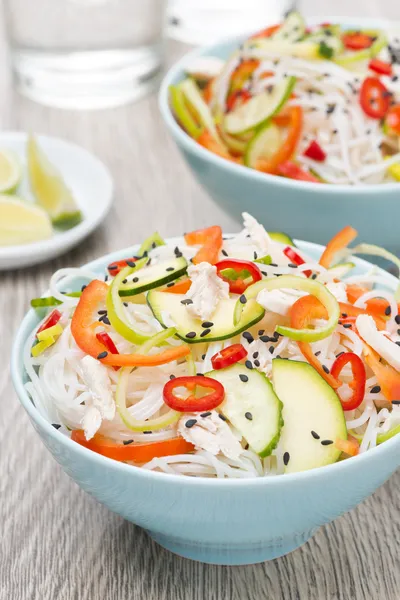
[319,226,358,268]
[363,344,400,402]
[342,32,374,50]
[71,430,195,463]
[359,77,391,120]
[163,376,225,412]
[385,104,400,135]
[335,436,360,457]
[229,59,260,93]
[303,140,327,162]
[330,352,366,411]
[251,24,280,39]
[71,280,190,367]
[185,225,223,265]
[226,89,252,112]
[96,331,119,371]
[290,295,340,389]
[368,58,392,76]
[37,309,62,335]
[283,246,311,277]
[211,343,248,370]
[257,106,303,175]
[277,161,321,183]
[215,258,262,294]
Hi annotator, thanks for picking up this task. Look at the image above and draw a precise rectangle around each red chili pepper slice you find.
[211,344,248,370]
[37,309,62,335]
[96,331,120,371]
[359,77,391,120]
[226,89,252,112]
[283,246,311,277]
[368,59,392,76]
[342,32,374,51]
[277,161,321,183]
[385,104,400,135]
[107,258,138,276]
[215,258,262,294]
[303,140,326,162]
[163,376,224,412]
[330,352,366,411]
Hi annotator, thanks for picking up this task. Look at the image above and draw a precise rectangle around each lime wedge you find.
[0,150,22,193]
[0,195,53,246]
[27,135,82,230]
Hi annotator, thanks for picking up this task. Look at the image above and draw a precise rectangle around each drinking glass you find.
[167,0,296,45]
[3,0,166,110]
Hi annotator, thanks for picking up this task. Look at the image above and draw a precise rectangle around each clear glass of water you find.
[168,0,296,45]
[3,0,166,110]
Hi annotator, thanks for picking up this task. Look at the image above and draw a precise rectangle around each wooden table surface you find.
[1,1,399,599]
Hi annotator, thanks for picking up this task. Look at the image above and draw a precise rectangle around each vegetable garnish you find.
[385,104,400,135]
[257,106,303,175]
[107,258,138,276]
[71,430,194,463]
[319,226,358,269]
[368,58,392,76]
[303,140,326,162]
[277,161,320,183]
[330,352,366,411]
[215,258,262,294]
[26,216,400,476]
[342,32,374,50]
[211,343,248,370]
[185,225,223,265]
[359,77,391,120]
[283,246,311,277]
[163,376,225,412]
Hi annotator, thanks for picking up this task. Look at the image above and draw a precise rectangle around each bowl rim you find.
[11,236,400,488]
[159,15,400,195]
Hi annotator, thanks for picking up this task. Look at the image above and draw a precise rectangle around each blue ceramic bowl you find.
[11,240,400,565]
[159,17,400,253]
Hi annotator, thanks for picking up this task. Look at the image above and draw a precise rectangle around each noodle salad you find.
[170,12,400,185]
[25,215,400,478]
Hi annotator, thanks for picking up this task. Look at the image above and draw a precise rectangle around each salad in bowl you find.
[169,12,400,185]
[23,214,400,478]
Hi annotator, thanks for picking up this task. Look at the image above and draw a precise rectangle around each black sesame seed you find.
[242,332,254,343]
[336,351,344,358]
[283,452,290,466]
[288,263,298,268]
[262,271,268,276]
[126,260,136,268]
[123,302,128,307]
[81,284,87,292]
[151,242,157,249]
[311,430,320,440]
[322,365,330,374]
[253,352,259,359]
[52,423,61,430]
[245,412,253,421]
[166,282,175,287]
[219,414,227,421]
[370,385,381,394]
[98,309,107,315]
[185,419,197,428]
[108,265,118,271]
[146,259,152,267]
[326,103,336,114]
[169,374,176,380]
[123,439,134,445]
[311,274,317,280]
[397,329,400,336]
[180,299,193,305]
[258,330,265,336]
[239,374,249,382]
[104,275,108,282]
[166,267,175,272]
[341,313,348,318]
[201,354,206,360]
[132,277,139,283]
[196,373,205,376]
[395,341,400,347]
[321,440,334,446]
[122,279,127,284]
[254,251,258,260]
[268,346,274,355]
[385,305,392,316]
[200,328,211,337]
[260,335,270,343]
[97,351,108,359]
[202,321,214,328]
[392,400,400,405]
[396,315,400,325]
[200,411,212,418]
[185,331,196,339]
[143,430,152,434]
[244,443,250,450]
[270,263,278,267]
[392,75,399,82]
[101,316,111,325]
[314,351,321,357]
[254,359,260,367]
[245,360,253,370]
[221,249,228,257]
[343,323,352,329]
[240,295,247,304]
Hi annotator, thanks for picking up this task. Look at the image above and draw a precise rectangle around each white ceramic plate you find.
[0,132,113,270]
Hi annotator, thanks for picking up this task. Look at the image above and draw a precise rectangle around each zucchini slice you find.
[118,257,188,297]
[147,291,265,343]
[245,123,283,167]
